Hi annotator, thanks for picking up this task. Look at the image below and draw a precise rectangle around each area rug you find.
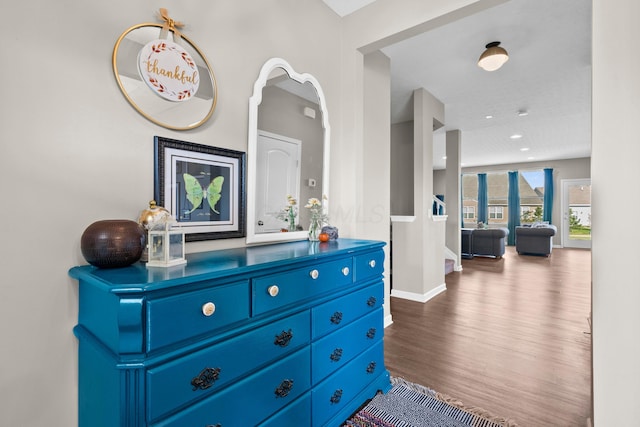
[343,377,518,427]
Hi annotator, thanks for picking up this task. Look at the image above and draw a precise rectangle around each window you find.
[463,206,475,219]
[487,172,507,225]
[521,206,543,223]
[489,206,504,219]
[520,170,544,223]
[462,168,546,227]
[462,174,478,228]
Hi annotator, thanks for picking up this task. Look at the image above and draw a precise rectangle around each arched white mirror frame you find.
[246,58,330,244]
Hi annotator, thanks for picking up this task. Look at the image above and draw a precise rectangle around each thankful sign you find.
[138,39,200,102]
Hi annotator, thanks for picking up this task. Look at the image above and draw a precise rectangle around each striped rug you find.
[343,377,518,427]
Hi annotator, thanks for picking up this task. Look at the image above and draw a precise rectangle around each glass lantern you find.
[146,223,187,267]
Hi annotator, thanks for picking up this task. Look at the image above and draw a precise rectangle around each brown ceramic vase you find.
[80,220,145,268]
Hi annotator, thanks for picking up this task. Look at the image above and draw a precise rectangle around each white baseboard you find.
[384,313,393,328]
[391,283,447,303]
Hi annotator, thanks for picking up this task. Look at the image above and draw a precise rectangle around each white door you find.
[255,130,301,233]
[561,179,591,249]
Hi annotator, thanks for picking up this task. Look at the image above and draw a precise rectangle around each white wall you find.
[1,1,341,425]
[362,51,393,323]
[592,0,640,423]
[391,121,414,215]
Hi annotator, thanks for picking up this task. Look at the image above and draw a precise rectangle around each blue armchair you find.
[469,228,509,258]
[515,225,557,256]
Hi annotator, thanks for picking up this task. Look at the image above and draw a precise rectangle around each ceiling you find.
[323,0,592,170]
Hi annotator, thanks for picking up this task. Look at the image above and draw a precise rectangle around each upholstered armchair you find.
[471,228,509,258]
[515,225,557,256]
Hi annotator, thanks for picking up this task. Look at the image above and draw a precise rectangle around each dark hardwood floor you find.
[384,246,592,426]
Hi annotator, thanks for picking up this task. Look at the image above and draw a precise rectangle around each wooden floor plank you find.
[384,246,591,426]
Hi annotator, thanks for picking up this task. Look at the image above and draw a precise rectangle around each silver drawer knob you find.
[268,285,280,297]
[202,302,216,317]
[342,267,350,276]
[309,269,319,279]
[369,259,376,268]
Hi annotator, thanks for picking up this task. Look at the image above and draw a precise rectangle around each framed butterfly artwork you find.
[154,136,246,241]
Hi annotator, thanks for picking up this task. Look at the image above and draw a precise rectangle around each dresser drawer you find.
[354,250,384,283]
[312,340,385,427]
[312,283,383,339]
[311,308,383,384]
[147,310,311,422]
[153,348,311,427]
[258,392,311,426]
[253,258,353,316]
[146,280,250,351]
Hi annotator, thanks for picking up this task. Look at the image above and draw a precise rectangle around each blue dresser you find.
[70,239,391,426]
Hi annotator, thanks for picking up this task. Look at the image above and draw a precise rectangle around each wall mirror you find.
[113,23,217,130]
[246,58,330,244]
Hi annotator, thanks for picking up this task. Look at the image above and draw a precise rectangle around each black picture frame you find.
[154,136,246,241]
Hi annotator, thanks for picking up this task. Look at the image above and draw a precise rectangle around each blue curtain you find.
[477,173,488,224]
[543,168,554,223]
[507,171,521,245]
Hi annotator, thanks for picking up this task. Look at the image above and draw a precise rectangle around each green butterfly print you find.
[183,173,224,214]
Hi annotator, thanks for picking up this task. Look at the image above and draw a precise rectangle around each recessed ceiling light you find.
[485,115,493,119]
[517,110,529,117]
[510,134,523,139]
[527,157,535,160]
[442,156,447,160]
[520,147,530,152]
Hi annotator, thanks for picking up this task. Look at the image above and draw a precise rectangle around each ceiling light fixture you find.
[517,110,528,117]
[478,41,509,71]
[510,134,523,139]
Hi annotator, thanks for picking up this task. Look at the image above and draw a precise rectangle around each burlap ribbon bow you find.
[158,8,185,43]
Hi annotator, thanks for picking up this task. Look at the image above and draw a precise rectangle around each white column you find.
[391,88,446,302]
[445,130,462,265]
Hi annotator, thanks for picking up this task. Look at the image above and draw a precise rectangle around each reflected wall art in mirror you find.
[113,16,217,130]
[246,58,330,244]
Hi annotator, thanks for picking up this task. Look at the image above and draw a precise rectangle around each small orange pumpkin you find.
[318,233,330,242]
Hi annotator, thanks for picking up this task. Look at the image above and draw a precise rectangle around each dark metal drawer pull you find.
[330,348,343,362]
[275,379,294,398]
[366,328,377,339]
[330,311,343,324]
[330,389,343,404]
[366,361,377,374]
[367,296,377,307]
[274,329,293,347]
[191,367,221,391]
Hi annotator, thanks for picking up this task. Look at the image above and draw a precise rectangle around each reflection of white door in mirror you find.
[256,131,301,233]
